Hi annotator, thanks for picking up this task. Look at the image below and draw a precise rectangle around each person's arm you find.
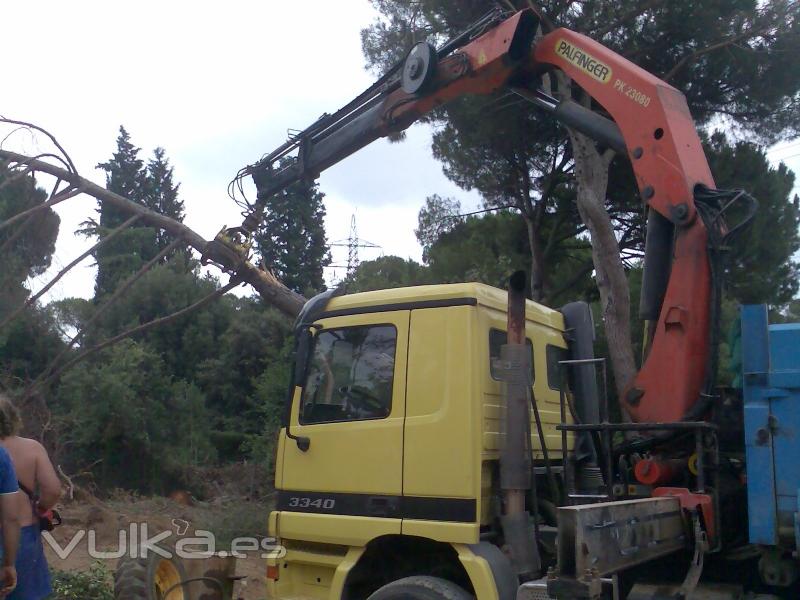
[33,441,61,510]
[0,450,19,596]
[0,493,19,593]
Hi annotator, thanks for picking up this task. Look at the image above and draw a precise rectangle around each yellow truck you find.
[266,282,594,600]
[115,5,755,597]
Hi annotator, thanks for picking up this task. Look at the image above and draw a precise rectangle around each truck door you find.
[277,310,409,541]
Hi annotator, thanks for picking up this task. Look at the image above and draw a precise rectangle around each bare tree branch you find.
[0,117,77,173]
[0,185,83,234]
[26,277,243,398]
[544,260,595,303]
[662,1,788,83]
[593,0,667,39]
[37,238,186,384]
[0,214,141,334]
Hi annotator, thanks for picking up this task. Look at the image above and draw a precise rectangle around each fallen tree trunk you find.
[0,149,306,318]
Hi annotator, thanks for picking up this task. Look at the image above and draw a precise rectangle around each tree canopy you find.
[88,126,185,299]
[704,132,800,306]
[0,165,62,390]
[255,162,330,296]
[0,164,60,304]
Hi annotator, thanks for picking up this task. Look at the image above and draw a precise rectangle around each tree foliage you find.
[354,207,597,307]
[0,127,298,493]
[89,126,185,298]
[0,164,60,303]
[346,255,432,293]
[55,339,212,491]
[50,256,294,486]
[0,165,62,389]
[363,1,800,139]
[431,209,596,305]
[255,162,330,295]
[144,147,185,254]
[414,194,462,261]
[704,132,800,305]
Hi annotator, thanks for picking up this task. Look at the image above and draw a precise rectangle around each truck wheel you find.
[114,552,188,600]
[367,576,474,600]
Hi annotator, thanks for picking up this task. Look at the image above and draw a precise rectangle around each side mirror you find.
[285,326,314,452]
[284,286,344,453]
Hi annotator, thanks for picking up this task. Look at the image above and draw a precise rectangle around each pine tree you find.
[144,147,184,255]
[414,194,462,262]
[704,132,800,306]
[0,165,63,388]
[255,165,330,295]
[0,164,60,304]
[90,126,150,299]
[89,127,184,298]
[98,126,146,210]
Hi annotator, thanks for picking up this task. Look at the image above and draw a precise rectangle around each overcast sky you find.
[2,1,798,302]
[1,0,481,300]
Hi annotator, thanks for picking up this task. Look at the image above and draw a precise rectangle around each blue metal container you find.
[741,304,800,550]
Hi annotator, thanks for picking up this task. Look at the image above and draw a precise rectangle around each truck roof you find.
[324,282,565,330]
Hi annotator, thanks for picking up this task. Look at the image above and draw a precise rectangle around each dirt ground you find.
[45,495,273,599]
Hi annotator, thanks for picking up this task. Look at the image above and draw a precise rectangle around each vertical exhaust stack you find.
[500,270,541,580]
[502,271,530,511]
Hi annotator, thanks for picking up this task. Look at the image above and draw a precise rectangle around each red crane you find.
[231,8,748,427]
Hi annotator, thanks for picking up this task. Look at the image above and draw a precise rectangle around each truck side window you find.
[489,328,534,382]
[546,344,568,391]
[300,324,397,425]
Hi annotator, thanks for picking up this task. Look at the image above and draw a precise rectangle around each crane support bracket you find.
[555,497,687,578]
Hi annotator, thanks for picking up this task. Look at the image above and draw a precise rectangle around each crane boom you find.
[238,9,737,425]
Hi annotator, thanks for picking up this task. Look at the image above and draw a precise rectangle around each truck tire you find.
[114,551,188,600]
[367,576,474,600]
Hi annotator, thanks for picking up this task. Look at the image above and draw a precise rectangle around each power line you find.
[768,140,800,157]
[436,204,518,223]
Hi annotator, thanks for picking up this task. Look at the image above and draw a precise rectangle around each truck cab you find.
[266,283,580,599]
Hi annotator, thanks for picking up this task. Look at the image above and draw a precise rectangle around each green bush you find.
[50,563,113,600]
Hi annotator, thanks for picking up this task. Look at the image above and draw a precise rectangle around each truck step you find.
[517,579,554,600]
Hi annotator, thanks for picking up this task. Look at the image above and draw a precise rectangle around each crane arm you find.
[242,10,543,200]
[534,28,716,424]
[241,9,736,424]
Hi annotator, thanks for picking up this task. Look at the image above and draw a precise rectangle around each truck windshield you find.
[300,324,397,424]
